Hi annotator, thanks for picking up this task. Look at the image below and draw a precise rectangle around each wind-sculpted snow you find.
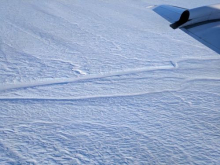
[0,0,220,164]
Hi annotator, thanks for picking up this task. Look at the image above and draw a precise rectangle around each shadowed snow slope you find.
[0,0,220,164]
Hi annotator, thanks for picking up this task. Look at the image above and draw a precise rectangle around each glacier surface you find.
[0,0,220,164]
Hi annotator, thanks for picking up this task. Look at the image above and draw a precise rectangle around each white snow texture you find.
[0,0,220,164]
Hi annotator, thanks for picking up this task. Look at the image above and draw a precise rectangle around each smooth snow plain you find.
[0,0,220,164]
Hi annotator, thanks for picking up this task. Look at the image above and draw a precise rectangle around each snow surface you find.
[0,0,220,164]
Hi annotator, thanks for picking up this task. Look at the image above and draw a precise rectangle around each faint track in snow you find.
[0,65,174,92]
[185,77,220,82]
[1,88,220,102]
[0,89,178,102]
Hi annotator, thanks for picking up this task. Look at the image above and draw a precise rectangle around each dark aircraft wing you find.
[153,4,220,54]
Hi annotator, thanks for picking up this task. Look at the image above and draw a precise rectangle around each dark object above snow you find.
[153,4,220,54]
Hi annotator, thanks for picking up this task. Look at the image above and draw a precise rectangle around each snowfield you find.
[0,0,220,164]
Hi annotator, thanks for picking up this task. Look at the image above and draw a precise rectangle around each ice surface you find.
[0,0,220,164]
